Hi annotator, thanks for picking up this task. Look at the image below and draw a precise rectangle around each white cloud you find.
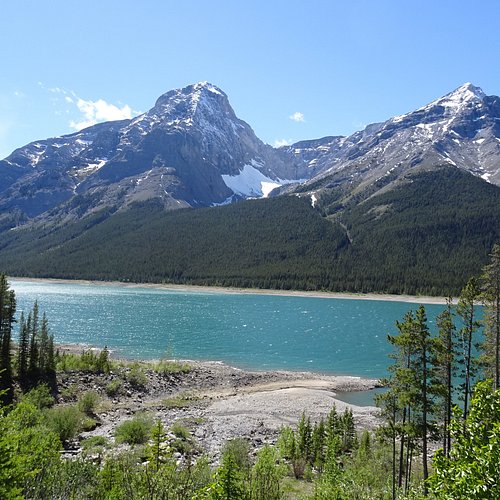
[289,111,305,122]
[69,98,133,131]
[273,138,292,147]
[38,83,136,130]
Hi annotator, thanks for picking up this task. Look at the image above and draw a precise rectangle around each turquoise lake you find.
[9,280,448,380]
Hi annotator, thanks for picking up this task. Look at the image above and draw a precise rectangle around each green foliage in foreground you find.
[2,385,499,499]
[428,381,500,498]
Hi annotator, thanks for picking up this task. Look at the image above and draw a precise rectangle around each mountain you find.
[0,82,309,228]
[1,82,500,295]
[279,83,500,210]
[1,82,499,229]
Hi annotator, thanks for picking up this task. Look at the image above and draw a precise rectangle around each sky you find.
[1,0,500,159]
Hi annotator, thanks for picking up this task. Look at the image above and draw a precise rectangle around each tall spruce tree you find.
[17,311,30,390]
[27,301,39,383]
[0,274,16,404]
[412,305,434,492]
[480,244,500,390]
[456,277,481,421]
[433,298,457,456]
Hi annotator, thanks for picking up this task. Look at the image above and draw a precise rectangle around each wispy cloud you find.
[273,138,292,147]
[70,98,133,130]
[289,111,305,122]
[38,82,138,130]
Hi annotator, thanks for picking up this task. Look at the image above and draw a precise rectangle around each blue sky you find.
[1,0,499,159]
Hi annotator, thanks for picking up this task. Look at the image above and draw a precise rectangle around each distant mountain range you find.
[1,82,499,294]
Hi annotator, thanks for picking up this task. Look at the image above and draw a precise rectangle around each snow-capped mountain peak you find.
[427,82,485,110]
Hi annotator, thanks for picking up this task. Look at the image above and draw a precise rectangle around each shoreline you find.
[55,342,383,391]
[9,275,454,305]
[54,349,382,459]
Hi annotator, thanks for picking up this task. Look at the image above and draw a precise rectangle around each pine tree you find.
[412,305,434,491]
[0,275,16,404]
[480,244,500,390]
[433,298,457,456]
[17,312,30,390]
[27,302,40,384]
[38,313,50,379]
[456,277,481,420]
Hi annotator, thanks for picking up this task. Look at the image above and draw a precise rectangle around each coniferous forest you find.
[1,166,499,296]
[1,245,500,498]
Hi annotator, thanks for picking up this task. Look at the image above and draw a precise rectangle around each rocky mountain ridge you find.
[0,82,499,228]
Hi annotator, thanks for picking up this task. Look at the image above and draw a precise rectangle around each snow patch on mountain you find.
[222,164,302,198]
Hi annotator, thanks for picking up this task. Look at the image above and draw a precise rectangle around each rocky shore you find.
[55,348,382,462]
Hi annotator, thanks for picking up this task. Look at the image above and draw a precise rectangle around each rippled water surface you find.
[10,280,447,379]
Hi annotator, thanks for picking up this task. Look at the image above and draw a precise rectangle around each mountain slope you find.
[279,83,500,210]
[1,166,499,295]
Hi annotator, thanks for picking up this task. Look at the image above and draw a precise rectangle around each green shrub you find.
[171,421,190,440]
[126,365,148,389]
[170,422,197,456]
[222,438,252,471]
[154,359,191,375]
[78,391,100,416]
[162,392,199,408]
[56,348,112,373]
[114,415,153,445]
[82,435,108,452]
[105,379,123,397]
[45,405,84,442]
[20,384,55,409]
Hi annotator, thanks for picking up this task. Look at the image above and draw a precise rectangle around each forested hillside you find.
[1,166,499,296]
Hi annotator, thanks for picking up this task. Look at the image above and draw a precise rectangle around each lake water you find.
[9,280,448,382]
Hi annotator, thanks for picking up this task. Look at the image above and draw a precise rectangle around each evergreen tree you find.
[433,298,457,456]
[480,244,500,390]
[456,277,481,421]
[17,311,29,390]
[27,302,39,384]
[412,305,434,492]
[0,274,16,404]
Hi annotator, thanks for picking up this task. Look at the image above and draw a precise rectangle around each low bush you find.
[45,405,84,442]
[114,415,153,445]
[154,359,191,375]
[105,379,123,397]
[20,384,55,409]
[126,365,148,389]
[78,390,100,416]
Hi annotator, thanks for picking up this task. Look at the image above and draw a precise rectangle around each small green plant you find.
[171,421,190,440]
[222,438,252,472]
[105,379,123,397]
[162,392,200,408]
[20,384,55,409]
[170,421,197,456]
[78,390,100,416]
[82,435,108,452]
[114,415,153,445]
[55,347,113,373]
[154,359,191,375]
[126,365,148,389]
[45,405,84,442]
[60,383,80,401]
